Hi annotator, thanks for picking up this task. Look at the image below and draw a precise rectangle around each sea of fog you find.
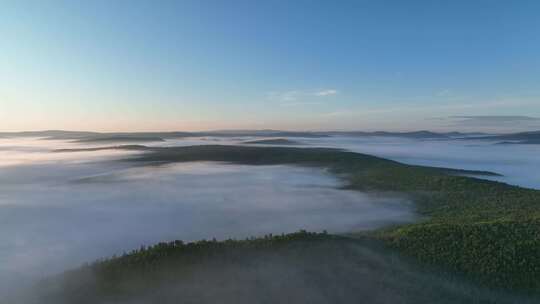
[0,137,414,293]
[152,135,540,189]
[1,135,538,294]
[301,136,540,190]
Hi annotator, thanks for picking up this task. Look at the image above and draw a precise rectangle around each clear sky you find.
[1,0,539,132]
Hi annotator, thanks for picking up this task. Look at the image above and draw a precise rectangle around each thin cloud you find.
[442,115,540,131]
[281,101,324,107]
[314,89,338,96]
[267,89,339,106]
[436,89,452,97]
[323,99,540,118]
[450,115,540,122]
[266,91,300,102]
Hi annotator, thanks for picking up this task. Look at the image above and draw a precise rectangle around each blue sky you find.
[1,0,539,132]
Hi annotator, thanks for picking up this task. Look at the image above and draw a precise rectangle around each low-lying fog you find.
[302,136,540,190]
[1,134,538,294]
[151,135,540,189]
[0,137,414,293]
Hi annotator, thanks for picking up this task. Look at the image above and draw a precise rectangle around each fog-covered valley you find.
[1,134,539,299]
[0,136,416,294]
[300,136,540,189]
[152,134,540,189]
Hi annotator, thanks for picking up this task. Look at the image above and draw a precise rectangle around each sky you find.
[1,0,539,132]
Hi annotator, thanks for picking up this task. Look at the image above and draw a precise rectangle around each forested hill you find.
[18,232,538,304]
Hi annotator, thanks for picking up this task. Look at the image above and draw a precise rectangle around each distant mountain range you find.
[0,130,101,139]
[324,130,488,139]
[73,135,165,143]
[466,131,540,144]
[1,129,539,144]
[242,138,303,145]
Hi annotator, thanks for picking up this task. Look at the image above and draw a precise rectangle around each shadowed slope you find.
[17,232,537,304]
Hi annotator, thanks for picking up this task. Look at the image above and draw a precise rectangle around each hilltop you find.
[242,138,303,145]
